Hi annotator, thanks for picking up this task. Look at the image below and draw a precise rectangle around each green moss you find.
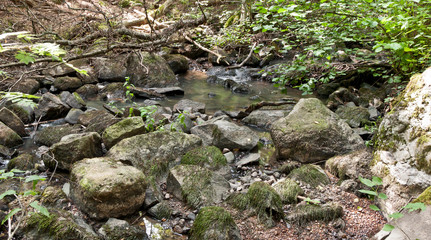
[7,153,36,171]
[229,181,283,227]
[273,178,304,204]
[287,164,330,188]
[149,201,173,220]
[287,203,343,225]
[181,146,227,169]
[415,153,431,174]
[278,161,300,175]
[189,206,236,240]
[413,186,431,205]
[181,168,213,208]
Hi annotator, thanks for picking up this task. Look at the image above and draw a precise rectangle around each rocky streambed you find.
[0,51,429,240]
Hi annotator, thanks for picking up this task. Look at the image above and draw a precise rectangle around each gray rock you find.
[59,91,86,110]
[235,153,260,167]
[317,82,341,98]
[7,153,37,171]
[34,124,81,147]
[147,201,172,220]
[53,77,83,91]
[70,157,147,220]
[0,107,27,137]
[107,131,202,178]
[224,152,235,164]
[9,78,40,94]
[0,122,22,148]
[102,116,147,149]
[191,117,259,151]
[325,148,373,180]
[242,110,290,129]
[270,98,365,163]
[151,86,185,96]
[173,99,206,114]
[93,56,128,82]
[99,218,149,240]
[80,110,120,134]
[167,164,230,208]
[327,87,359,110]
[75,84,98,100]
[7,102,35,124]
[163,54,189,74]
[35,92,70,121]
[335,105,370,128]
[65,108,84,124]
[43,132,102,171]
[368,106,380,121]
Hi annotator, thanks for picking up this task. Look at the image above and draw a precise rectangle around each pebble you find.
[222,148,230,154]
[251,171,258,177]
[187,213,196,220]
[173,225,183,233]
[178,218,185,227]
[164,193,170,199]
[274,172,281,178]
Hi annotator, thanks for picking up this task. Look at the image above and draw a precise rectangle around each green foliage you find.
[15,50,36,65]
[0,91,40,108]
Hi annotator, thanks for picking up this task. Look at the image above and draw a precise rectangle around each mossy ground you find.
[181,167,214,208]
[189,206,236,240]
[287,164,330,188]
[181,146,227,169]
[413,186,431,205]
[286,203,343,226]
[273,178,303,204]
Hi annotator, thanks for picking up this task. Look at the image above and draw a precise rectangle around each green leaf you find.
[2,208,21,225]
[23,190,38,196]
[372,176,383,185]
[364,0,373,2]
[359,176,376,188]
[359,189,378,196]
[31,43,66,57]
[403,202,426,212]
[382,224,395,232]
[0,190,17,200]
[25,175,46,183]
[388,212,403,219]
[378,193,388,199]
[369,204,380,211]
[15,51,35,65]
[30,201,50,217]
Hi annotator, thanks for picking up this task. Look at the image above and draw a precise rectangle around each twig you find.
[183,34,229,65]
[227,42,257,69]
[196,0,207,22]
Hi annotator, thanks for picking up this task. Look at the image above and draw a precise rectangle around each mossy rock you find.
[24,210,99,240]
[0,121,22,148]
[40,186,68,208]
[7,153,38,171]
[189,206,241,240]
[181,146,227,170]
[335,105,371,128]
[287,164,330,188]
[413,186,431,205]
[278,161,301,175]
[102,116,147,149]
[229,181,283,227]
[286,203,343,225]
[34,124,81,147]
[99,218,148,240]
[147,201,172,220]
[272,178,304,204]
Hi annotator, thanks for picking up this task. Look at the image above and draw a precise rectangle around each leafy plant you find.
[0,91,40,108]
[359,176,427,232]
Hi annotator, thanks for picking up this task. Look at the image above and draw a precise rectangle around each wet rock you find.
[242,110,290,129]
[0,107,27,137]
[102,116,147,149]
[191,117,259,151]
[272,178,303,204]
[189,206,241,240]
[127,51,178,88]
[372,67,431,214]
[270,98,365,163]
[287,203,343,225]
[107,131,202,178]
[43,132,102,171]
[163,54,189,73]
[327,87,359,110]
[166,164,230,208]
[70,157,147,219]
[59,91,86,110]
[65,108,84,124]
[223,79,250,94]
[235,153,260,167]
[152,86,185,96]
[53,77,82,91]
[34,124,81,147]
[147,201,172,220]
[173,99,205,114]
[99,218,149,240]
[93,56,128,82]
[35,92,70,121]
[287,164,330,188]
[10,78,40,94]
[0,122,22,148]
[335,105,370,128]
[325,148,373,180]
[23,210,99,240]
[7,153,37,171]
[7,102,35,124]
[0,145,15,159]
[75,84,98,100]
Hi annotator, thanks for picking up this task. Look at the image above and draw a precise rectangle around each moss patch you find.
[181,146,227,169]
[287,164,330,188]
[413,186,431,205]
[273,178,303,204]
[287,203,343,225]
[189,206,237,240]
[182,167,214,208]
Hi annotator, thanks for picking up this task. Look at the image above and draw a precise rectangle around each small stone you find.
[274,172,281,178]
[187,213,196,220]
[178,218,186,227]
[222,148,230,154]
[165,193,170,199]
[251,171,258,177]
[173,225,183,233]
[236,186,243,192]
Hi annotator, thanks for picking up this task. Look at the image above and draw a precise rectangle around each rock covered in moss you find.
[190,206,241,240]
[0,107,27,137]
[167,164,230,208]
[270,98,364,163]
[230,181,283,227]
[99,218,149,240]
[372,67,431,213]
[325,148,373,180]
[181,146,227,170]
[107,131,202,178]
[0,121,22,148]
[414,186,431,205]
[335,105,371,128]
[34,124,81,147]
[163,54,189,74]
[40,186,68,208]
[7,101,35,124]
[147,201,172,220]
[288,164,330,188]
[102,116,147,149]
[54,77,83,91]
[70,157,147,220]
[7,153,38,171]
[81,110,120,134]
[93,56,128,82]
[272,178,303,204]
[43,132,102,171]
[59,91,86,110]
[23,210,99,240]
[286,203,343,225]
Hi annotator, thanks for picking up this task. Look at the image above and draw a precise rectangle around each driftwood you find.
[183,34,229,65]
[243,100,297,115]
[227,42,257,69]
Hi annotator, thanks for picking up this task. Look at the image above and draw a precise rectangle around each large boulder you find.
[70,157,147,220]
[92,56,128,82]
[0,122,22,148]
[107,131,202,178]
[270,98,365,163]
[43,132,103,171]
[242,109,291,129]
[53,77,83,91]
[372,67,431,214]
[162,54,189,74]
[34,124,81,147]
[189,206,242,240]
[102,116,147,149]
[7,102,35,124]
[191,116,259,151]
[173,99,206,114]
[166,164,230,208]
[127,51,178,88]
[0,107,27,137]
[325,148,373,180]
[35,92,70,121]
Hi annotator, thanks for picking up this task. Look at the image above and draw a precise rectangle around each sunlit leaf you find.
[382,224,395,232]
[30,201,50,217]
[2,208,21,225]
[369,204,380,211]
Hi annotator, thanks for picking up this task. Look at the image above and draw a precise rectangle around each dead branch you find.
[227,42,257,69]
[183,34,229,65]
